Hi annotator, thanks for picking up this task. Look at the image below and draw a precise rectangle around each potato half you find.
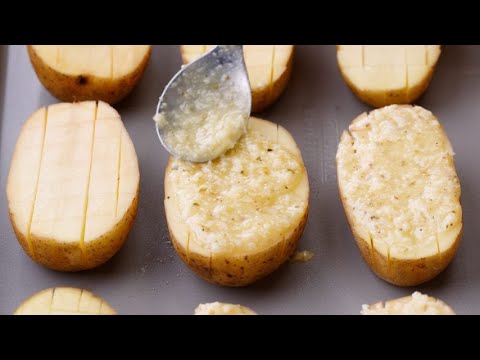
[7,101,140,271]
[337,45,441,107]
[195,302,257,315]
[28,45,151,104]
[361,292,455,315]
[165,117,309,287]
[336,105,462,286]
[180,45,294,112]
[14,287,116,315]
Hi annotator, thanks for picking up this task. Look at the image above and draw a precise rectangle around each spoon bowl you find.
[154,45,251,162]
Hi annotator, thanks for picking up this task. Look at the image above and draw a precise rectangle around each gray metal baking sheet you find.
[1,45,479,315]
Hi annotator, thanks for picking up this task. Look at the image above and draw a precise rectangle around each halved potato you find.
[361,292,455,315]
[336,105,462,286]
[337,45,441,107]
[6,101,139,271]
[28,45,151,104]
[14,287,116,315]
[195,302,257,315]
[165,117,309,287]
[180,45,294,112]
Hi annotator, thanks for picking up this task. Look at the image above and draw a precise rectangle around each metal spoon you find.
[154,45,251,163]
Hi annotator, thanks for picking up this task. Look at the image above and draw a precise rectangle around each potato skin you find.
[9,190,139,272]
[83,192,139,269]
[336,45,440,108]
[180,46,294,113]
[339,189,462,286]
[338,66,436,108]
[27,45,151,105]
[168,204,308,287]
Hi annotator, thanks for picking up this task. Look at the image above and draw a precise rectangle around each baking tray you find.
[1,45,479,315]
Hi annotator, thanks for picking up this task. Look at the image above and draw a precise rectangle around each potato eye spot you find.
[77,75,88,85]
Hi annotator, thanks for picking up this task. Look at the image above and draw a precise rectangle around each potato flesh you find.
[195,302,256,315]
[14,288,116,315]
[168,118,307,254]
[337,45,441,103]
[337,105,461,260]
[361,292,454,315]
[84,103,122,241]
[181,45,293,97]
[31,102,95,244]
[30,45,151,79]
[7,101,138,258]
[6,108,46,253]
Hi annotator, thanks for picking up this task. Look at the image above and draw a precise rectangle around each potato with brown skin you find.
[6,101,140,271]
[337,105,462,286]
[165,117,309,287]
[28,45,151,104]
[14,287,116,315]
[180,45,294,112]
[337,45,441,108]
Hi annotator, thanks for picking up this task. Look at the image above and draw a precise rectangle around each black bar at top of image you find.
[2,6,479,44]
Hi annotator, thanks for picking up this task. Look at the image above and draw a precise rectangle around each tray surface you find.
[1,45,479,314]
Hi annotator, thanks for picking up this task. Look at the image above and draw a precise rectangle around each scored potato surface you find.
[30,45,150,79]
[165,117,309,286]
[168,120,307,253]
[337,45,441,107]
[181,45,294,112]
[7,101,139,271]
[337,105,461,261]
[28,45,151,104]
[14,287,116,315]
